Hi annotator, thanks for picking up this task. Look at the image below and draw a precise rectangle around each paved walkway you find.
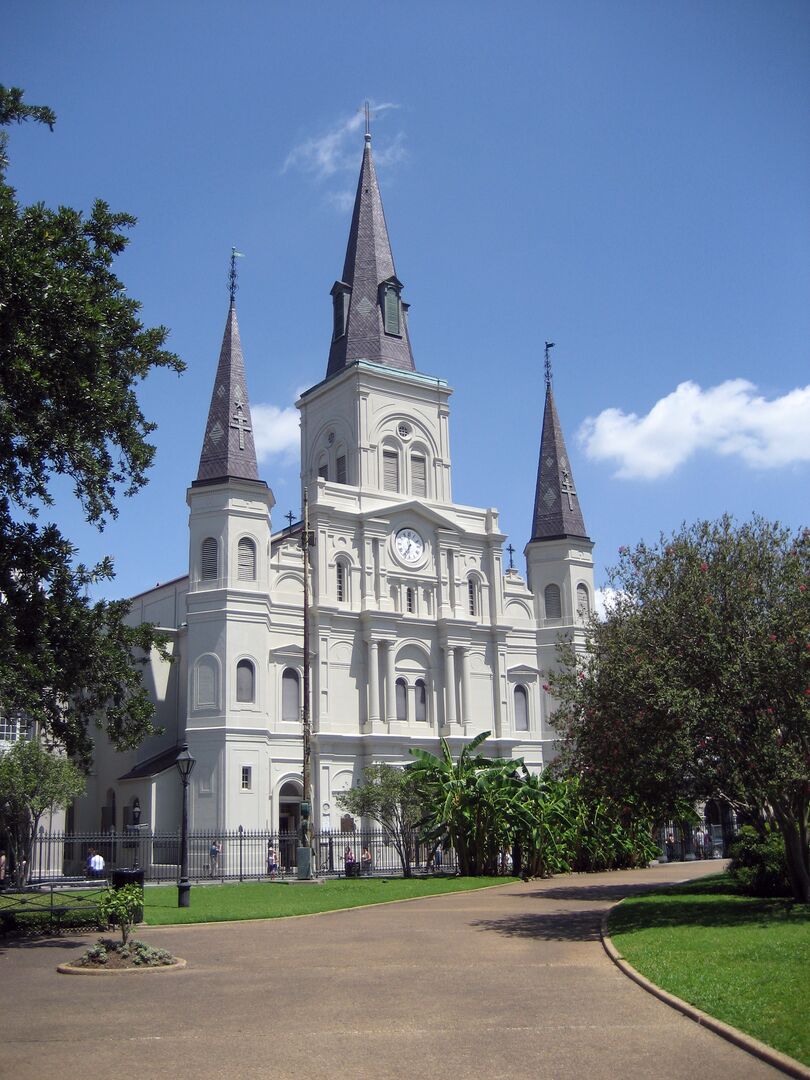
[1,860,784,1079]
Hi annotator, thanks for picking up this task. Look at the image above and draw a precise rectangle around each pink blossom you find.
[542,683,550,692]
[700,562,708,572]
[800,584,807,592]
[769,634,777,642]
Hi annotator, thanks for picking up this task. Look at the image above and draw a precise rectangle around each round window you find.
[397,422,411,439]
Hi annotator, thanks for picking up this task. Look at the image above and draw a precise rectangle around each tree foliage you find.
[549,515,810,901]
[0,86,183,763]
[0,737,85,886]
[335,764,424,877]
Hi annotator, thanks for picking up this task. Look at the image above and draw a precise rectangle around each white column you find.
[385,642,397,724]
[368,641,380,725]
[445,646,457,728]
[460,647,472,731]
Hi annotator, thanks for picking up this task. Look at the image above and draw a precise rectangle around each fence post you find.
[238,825,244,882]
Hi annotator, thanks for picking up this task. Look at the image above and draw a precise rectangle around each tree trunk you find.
[772,802,810,904]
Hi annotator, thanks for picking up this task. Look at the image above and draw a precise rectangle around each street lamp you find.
[175,742,196,907]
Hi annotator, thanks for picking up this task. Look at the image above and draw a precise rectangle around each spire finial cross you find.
[364,100,371,141]
[544,341,555,389]
[506,543,515,571]
[285,511,295,530]
[229,247,244,305]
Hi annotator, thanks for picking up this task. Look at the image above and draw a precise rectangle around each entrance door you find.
[278,781,302,868]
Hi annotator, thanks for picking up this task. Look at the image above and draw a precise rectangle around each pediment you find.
[360,500,459,533]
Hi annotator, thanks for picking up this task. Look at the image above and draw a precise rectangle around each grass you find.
[608,873,810,1066]
[143,875,515,926]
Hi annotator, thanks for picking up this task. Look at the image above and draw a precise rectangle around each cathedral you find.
[76,131,595,836]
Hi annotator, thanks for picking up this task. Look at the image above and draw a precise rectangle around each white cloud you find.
[283,103,405,182]
[594,587,621,620]
[579,379,810,480]
[251,404,299,464]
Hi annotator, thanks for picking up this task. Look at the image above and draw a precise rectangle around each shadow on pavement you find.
[528,882,662,904]
[471,909,601,942]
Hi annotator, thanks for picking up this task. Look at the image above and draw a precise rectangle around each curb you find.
[57,957,187,976]
[600,907,810,1080]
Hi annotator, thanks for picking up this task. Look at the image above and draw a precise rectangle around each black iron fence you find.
[25,828,458,885]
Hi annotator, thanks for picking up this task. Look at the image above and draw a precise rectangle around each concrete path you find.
[1,860,784,1079]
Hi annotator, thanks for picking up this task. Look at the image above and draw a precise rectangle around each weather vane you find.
[229,247,244,305]
[544,341,555,389]
[364,100,371,139]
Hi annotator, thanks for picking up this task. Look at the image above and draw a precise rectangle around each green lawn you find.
[608,874,810,1066]
[143,875,514,925]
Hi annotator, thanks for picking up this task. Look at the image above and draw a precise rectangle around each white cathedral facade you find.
[76,132,595,837]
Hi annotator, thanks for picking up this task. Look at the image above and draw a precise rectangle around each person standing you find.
[267,844,278,880]
[360,846,372,876]
[87,849,105,880]
[209,838,222,877]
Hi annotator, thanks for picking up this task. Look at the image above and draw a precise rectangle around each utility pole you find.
[297,487,314,879]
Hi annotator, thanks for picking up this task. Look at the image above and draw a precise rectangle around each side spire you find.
[326,127,416,378]
[530,345,589,541]
[196,255,259,484]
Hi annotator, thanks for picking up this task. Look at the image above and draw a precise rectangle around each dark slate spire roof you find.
[196,303,260,484]
[326,133,416,378]
[530,383,589,541]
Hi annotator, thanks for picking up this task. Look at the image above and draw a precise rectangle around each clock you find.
[395,528,424,563]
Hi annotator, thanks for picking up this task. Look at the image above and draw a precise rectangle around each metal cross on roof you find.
[506,543,515,570]
[544,341,555,389]
[229,247,244,305]
[285,511,295,529]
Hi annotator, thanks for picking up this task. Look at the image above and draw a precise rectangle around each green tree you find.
[0,737,85,887]
[0,86,183,764]
[334,764,424,877]
[549,515,810,901]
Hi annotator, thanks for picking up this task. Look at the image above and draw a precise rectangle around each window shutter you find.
[236,660,255,703]
[384,286,400,335]
[196,661,216,707]
[544,584,562,619]
[238,538,256,580]
[415,679,427,722]
[333,291,346,340]
[411,455,427,497]
[383,450,399,492]
[201,537,218,580]
[514,685,529,731]
[282,669,300,721]
[468,578,477,616]
[576,584,590,619]
[318,463,328,481]
[395,679,408,722]
[336,455,347,485]
[336,562,346,602]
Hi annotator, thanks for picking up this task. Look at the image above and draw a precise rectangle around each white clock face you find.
[395,528,424,563]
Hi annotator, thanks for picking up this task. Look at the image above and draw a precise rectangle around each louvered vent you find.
[544,583,562,619]
[411,455,427,497]
[384,286,400,335]
[201,537,218,580]
[383,450,399,492]
[238,537,256,581]
[336,455,347,485]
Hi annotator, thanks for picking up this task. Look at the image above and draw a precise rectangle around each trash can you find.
[111,868,145,923]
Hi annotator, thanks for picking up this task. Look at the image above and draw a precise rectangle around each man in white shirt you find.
[87,849,105,879]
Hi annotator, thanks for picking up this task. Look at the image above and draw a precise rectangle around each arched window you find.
[336,561,347,603]
[201,537,218,580]
[514,685,529,731]
[236,659,255,703]
[194,656,218,708]
[382,449,399,493]
[544,583,562,620]
[318,455,328,481]
[411,453,427,497]
[576,583,591,621]
[468,577,478,617]
[415,679,427,722]
[238,537,256,581]
[336,453,347,485]
[282,668,300,722]
[395,678,408,722]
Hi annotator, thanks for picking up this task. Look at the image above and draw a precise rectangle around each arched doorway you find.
[278,780,302,869]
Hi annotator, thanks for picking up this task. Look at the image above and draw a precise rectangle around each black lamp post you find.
[175,742,196,907]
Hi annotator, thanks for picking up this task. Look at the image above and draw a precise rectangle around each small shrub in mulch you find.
[76,937,176,969]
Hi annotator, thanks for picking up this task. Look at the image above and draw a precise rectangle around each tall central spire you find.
[530,365,589,542]
[325,132,416,378]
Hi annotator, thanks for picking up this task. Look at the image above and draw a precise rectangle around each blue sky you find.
[6,1,810,605]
